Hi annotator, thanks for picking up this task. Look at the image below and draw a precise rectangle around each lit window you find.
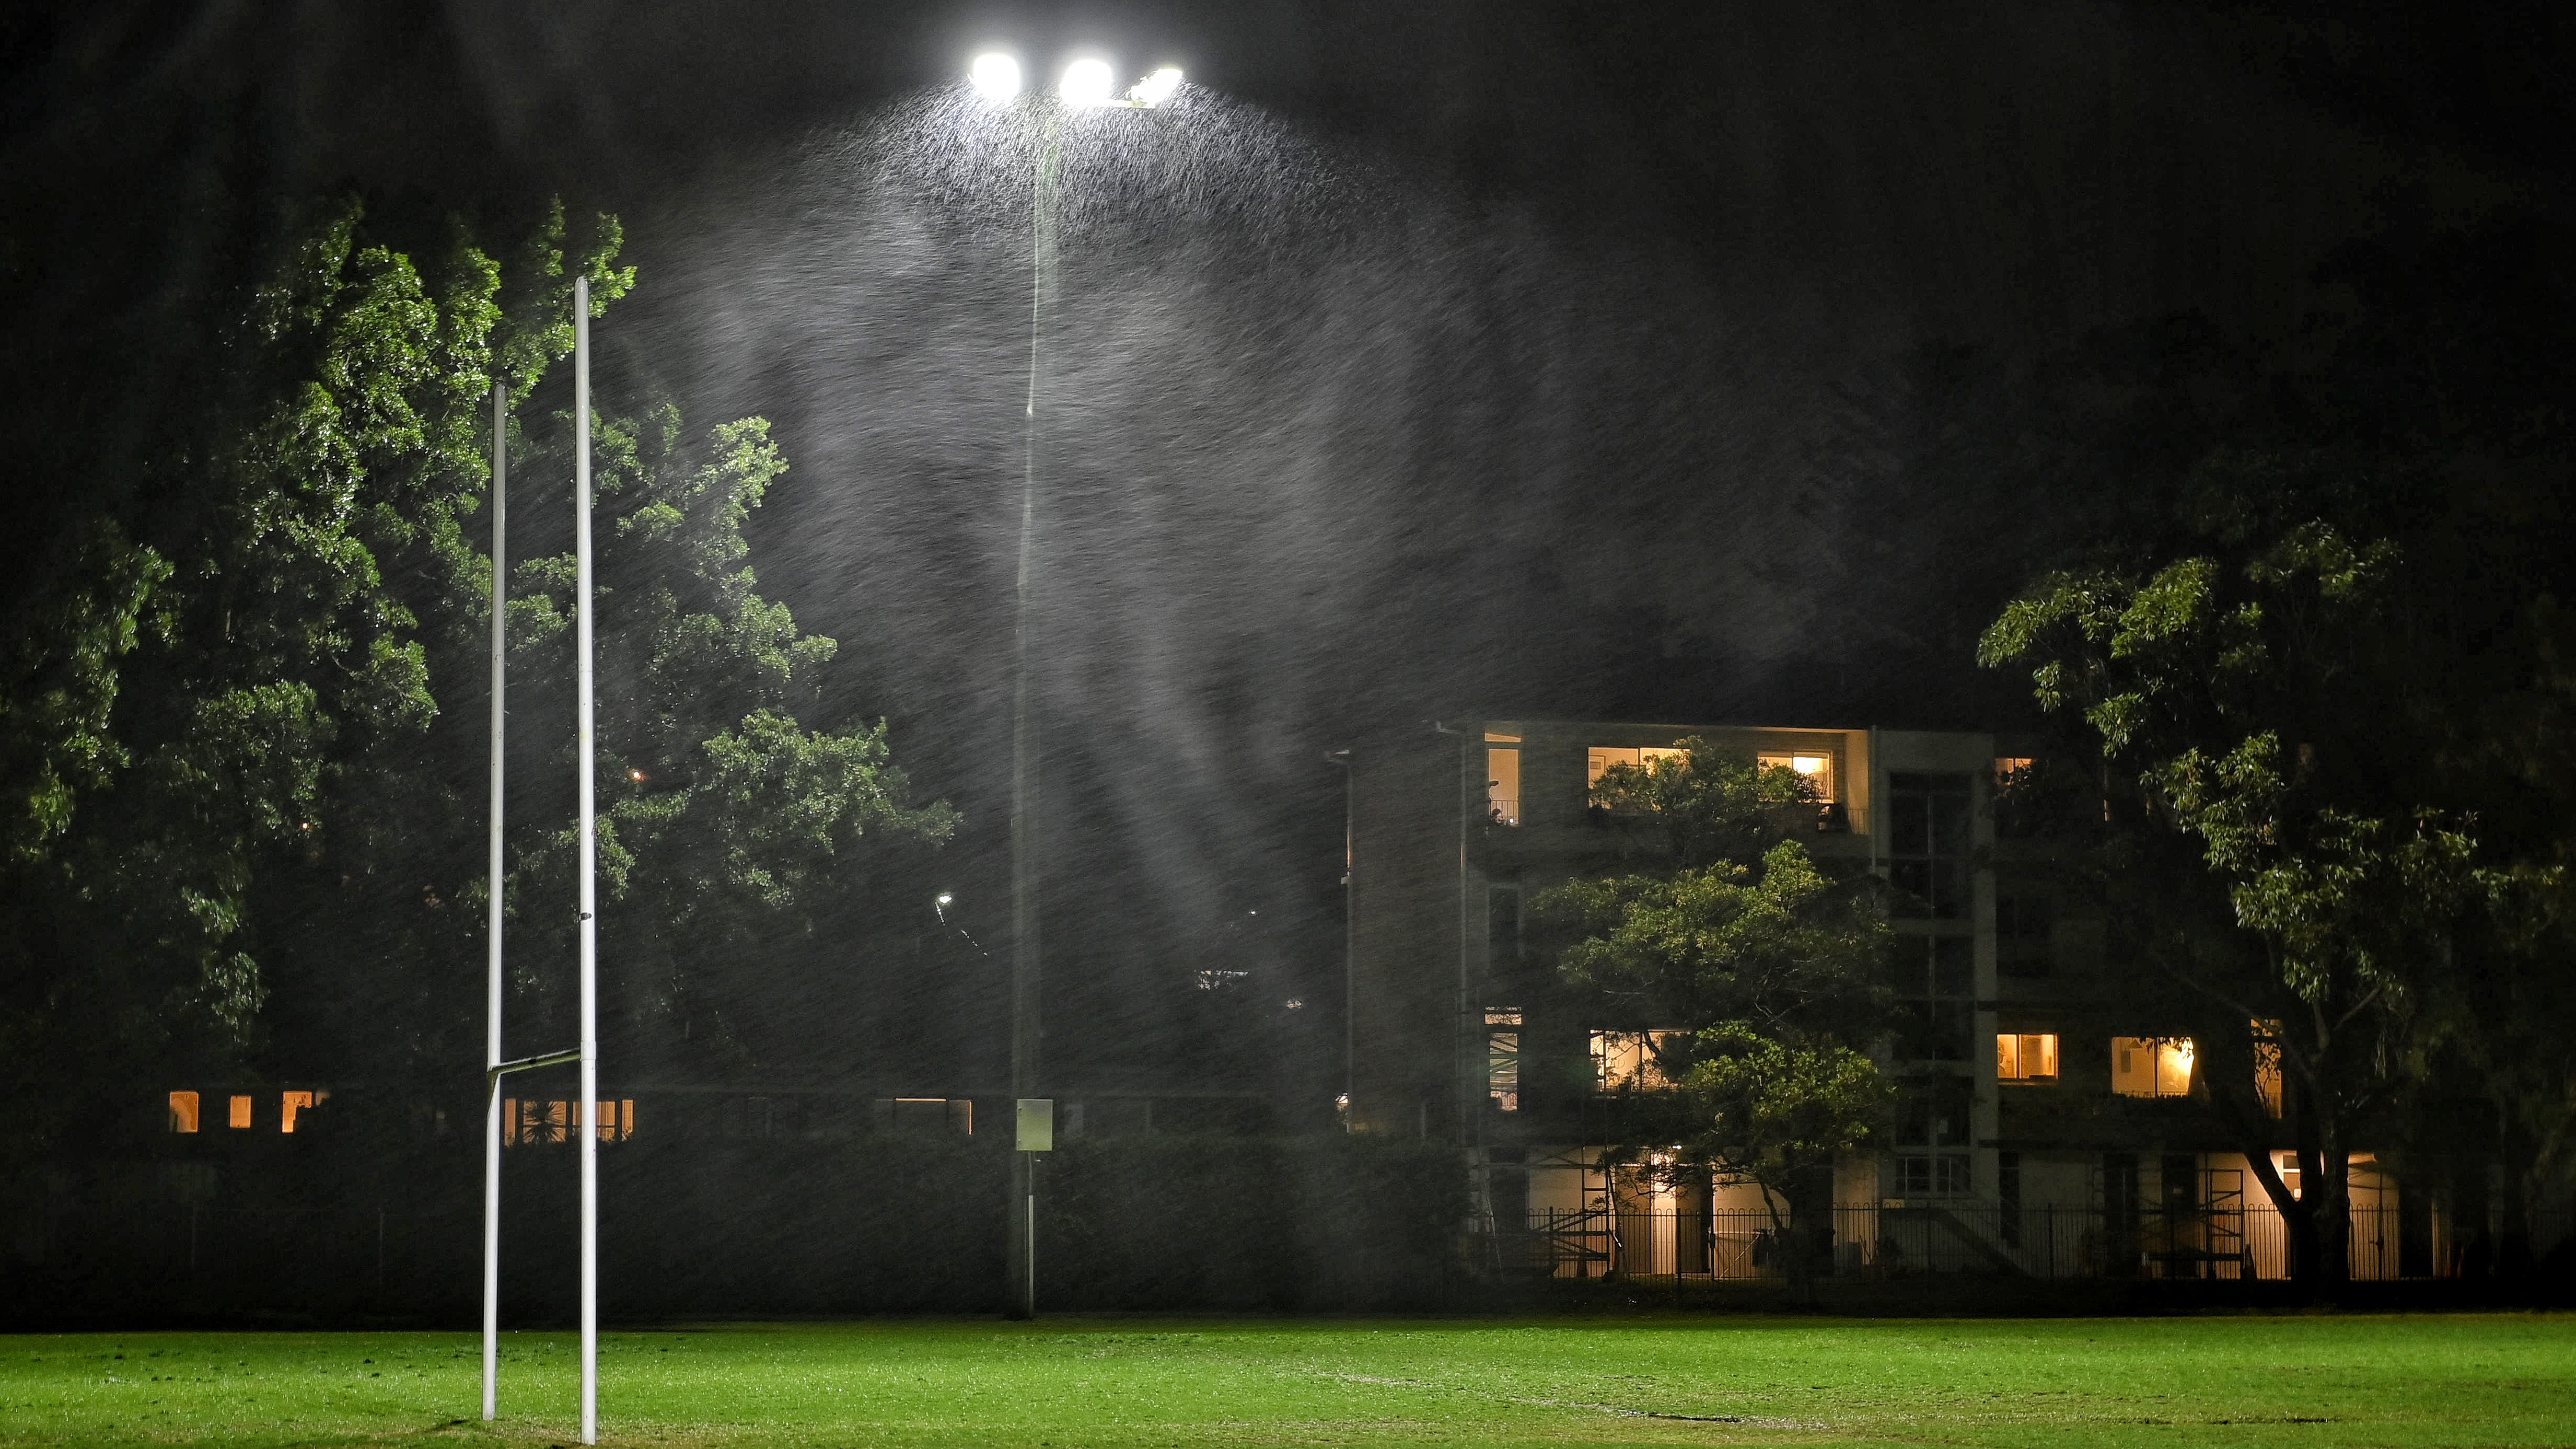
[1486,736,1521,826]
[506,1099,563,1145]
[2252,1019,2284,1118]
[1997,1033,2059,1082]
[605,1099,634,1141]
[1585,745,1684,789]
[1487,1011,1521,1111]
[2273,1151,2303,1198]
[1896,1154,1971,1196]
[1591,1029,1679,1091]
[1755,751,1835,799]
[2111,1037,2195,1097]
[505,1098,633,1145]
[279,1089,326,1133]
[228,1095,254,1130]
[167,1092,201,1133]
[1992,758,2043,837]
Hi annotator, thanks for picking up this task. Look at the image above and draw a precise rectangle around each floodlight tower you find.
[969,48,1183,1322]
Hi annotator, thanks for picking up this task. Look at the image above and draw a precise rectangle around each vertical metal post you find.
[1327,749,1353,1128]
[1007,102,1059,1324]
[1452,726,1473,1147]
[482,379,506,1423]
[574,275,600,1446]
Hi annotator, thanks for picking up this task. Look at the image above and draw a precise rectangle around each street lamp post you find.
[972,50,1182,1322]
[1324,750,1354,1131]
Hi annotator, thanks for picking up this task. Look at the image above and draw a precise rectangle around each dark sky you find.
[5,0,2570,1101]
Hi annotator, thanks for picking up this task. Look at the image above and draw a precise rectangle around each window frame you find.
[2110,1036,2196,1098]
[1890,933,1976,1062]
[1885,771,1974,919]
[1996,1032,2060,1084]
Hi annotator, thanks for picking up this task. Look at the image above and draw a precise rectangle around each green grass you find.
[4,1315,2571,1447]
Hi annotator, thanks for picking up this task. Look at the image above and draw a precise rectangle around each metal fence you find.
[1499,1204,2575,1283]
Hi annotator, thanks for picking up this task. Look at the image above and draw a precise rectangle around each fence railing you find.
[1493,1204,2575,1283]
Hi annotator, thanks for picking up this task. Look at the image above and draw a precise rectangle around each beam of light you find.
[970,52,1022,101]
[1060,57,1115,107]
[1129,67,1182,107]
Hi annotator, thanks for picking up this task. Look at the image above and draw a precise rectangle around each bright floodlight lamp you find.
[1059,57,1115,107]
[970,52,1022,100]
[1129,67,1183,107]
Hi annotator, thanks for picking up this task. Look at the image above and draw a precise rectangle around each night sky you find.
[5,1,2570,1104]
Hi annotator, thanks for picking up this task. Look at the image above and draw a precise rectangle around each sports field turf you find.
[4,1315,2570,1447]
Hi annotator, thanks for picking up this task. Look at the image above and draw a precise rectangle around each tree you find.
[0,195,952,1161]
[1674,1023,1886,1295]
[1974,207,2576,1289]
[1532,739,1890,1287]
[494,403,958,1073]
[1981,511,2435,1285]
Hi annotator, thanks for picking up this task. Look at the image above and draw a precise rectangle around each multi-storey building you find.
[1347,717,2457,1282]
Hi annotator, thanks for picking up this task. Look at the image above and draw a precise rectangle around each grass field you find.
[4,1314,2572,1448]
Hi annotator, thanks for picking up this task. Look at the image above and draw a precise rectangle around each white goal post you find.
[482,274,604,1444]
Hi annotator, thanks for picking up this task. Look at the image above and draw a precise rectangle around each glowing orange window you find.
[228,1095,254,1129]
[1996,1033,2059,1082]
[2111,1037,2195,1098]
[168,1092,201,1133]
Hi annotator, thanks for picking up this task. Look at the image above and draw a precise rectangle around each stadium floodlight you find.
[1059,57,1115,107]
[1058,60,1185,110]
[970,52,1022,101]
[480,275,603,1446]
[967,42,1189,1325]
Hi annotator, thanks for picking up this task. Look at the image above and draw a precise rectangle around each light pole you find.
[1324,750,1353,1131]
[971,49,1183,1322]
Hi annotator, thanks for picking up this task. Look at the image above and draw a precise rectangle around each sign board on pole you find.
[1016,1098,1054,1152]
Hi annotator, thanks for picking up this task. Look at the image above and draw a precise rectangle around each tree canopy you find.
[1975,212,2576,1284]
[0,196,953,1157]
[1533,740,1890,1272]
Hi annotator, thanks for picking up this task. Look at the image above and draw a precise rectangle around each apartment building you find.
[1346,717,2444,1282]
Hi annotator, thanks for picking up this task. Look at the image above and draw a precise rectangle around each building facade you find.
[1348,717,2454,1282]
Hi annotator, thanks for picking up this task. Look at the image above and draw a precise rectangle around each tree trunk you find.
[2309,1101,2352,1296]
[1774,1163,1836,1307]
[2212,1065,2316,1291]
[2285,1087,2326,1290]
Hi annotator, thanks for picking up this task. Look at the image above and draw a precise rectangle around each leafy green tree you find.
[495,404,957,1071]
[1966,210,2576,1287]
[1980,462,2507,1286]
[1533,740,1890,1282]
[1674,1023,1887,1294]
[0,195,950,1160]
